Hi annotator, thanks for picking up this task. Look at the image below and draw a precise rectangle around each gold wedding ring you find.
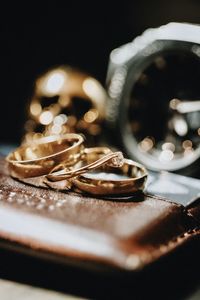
[72,159,147,196]
[6,133,84,178]
[47,147,124,181]
[46,147,147,195]
[6,134,148,196]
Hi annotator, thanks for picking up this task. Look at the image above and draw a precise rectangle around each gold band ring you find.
[46,147,124,181]
[6,133,84,178]
[72,158,148,196]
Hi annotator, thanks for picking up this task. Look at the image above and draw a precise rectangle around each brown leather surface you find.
[187,199,200,224]
[0,158,199,271]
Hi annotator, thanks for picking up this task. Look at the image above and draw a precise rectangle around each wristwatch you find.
[106,22,200,175]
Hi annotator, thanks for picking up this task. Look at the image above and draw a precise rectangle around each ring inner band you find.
[80,160,147,182]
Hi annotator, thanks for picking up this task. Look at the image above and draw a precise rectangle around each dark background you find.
[1,0,200,144]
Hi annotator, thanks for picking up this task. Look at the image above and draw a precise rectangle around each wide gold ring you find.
[46,147,124,181]
[72,158,148,196]
[6,133,84,178]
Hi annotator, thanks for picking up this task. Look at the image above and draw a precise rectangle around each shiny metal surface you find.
[106,23,200,175]
[24,66,107,145]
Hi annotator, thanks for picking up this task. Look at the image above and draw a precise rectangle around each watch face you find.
[127,49,200,171]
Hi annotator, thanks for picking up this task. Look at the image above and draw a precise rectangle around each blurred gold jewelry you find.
[46,147,124,181]
[6,133,84,178]
[72,159,148,196]
[24,66,107,145]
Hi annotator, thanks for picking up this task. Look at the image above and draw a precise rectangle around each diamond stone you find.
[111,152,124,167]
